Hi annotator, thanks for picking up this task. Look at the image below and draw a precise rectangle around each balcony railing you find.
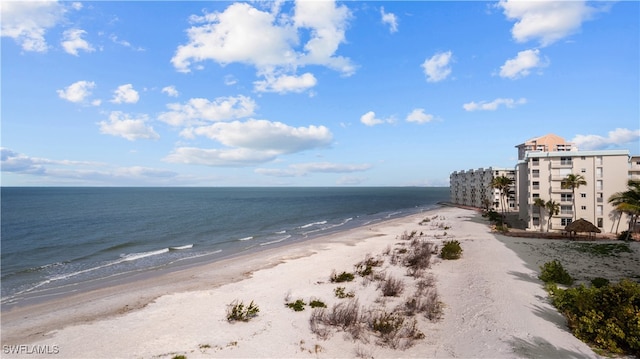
[550,161,573,168]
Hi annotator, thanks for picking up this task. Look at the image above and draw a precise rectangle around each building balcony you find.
[551,187,572,193]
[550,161,573,168]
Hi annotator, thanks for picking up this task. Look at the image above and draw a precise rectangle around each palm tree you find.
[533,197,546,231]
[491,175,514,224]
[545,200,560,232]
[608,179,640,240]
[561,173,587,220]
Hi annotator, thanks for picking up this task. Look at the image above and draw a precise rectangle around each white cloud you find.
[571,128,640,150]
[498,0,599,47]
[165,119,333,167]
[422,51,453,83]
[164,147,279,167]
[254,72,317,93]
[61,28,94,56]
[57,80,96,103]
[380,7,398,33]
[406,109,435,124]
[499,49,547,79]
[158,95,256,127]
[0,0,66,52]
[109,34,144,51]
[111,84,140,104]
[1,148,181,185]
[184,119,333,154]
[98,111,159,141]
[171,1,354,91]
[360,111,395,126]
[463,98,527,112]
[162,86,179,97]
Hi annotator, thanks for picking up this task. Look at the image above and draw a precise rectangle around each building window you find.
[597,180,603,191]
[561,194,573,202]
[532,193,540,198]
[560,157,572,165]
[581,168,586,173]
[533,217,540,226]
[597,205,603,216]
[597,218,603,228]
[532,181,539,190]
[561,218,572,226]
[597,156,603,165]
[581,206,587,210]
[532,169,539,178]
[581,193,587,198]
[532,158,539,166]
[561,205,573,215]
[597,193,603,203]
[596,167,603,178]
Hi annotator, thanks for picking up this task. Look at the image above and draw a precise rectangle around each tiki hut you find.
[564,218,601,239]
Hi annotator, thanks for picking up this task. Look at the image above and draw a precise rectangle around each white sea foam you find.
[238,236,254,241]
[299,220,327,229]
[169,244,193,250]
[121,248,170,262]
[260,235,291,246]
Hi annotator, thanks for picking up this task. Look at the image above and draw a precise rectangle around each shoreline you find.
[3,205,637,358]
[1,205,445,346]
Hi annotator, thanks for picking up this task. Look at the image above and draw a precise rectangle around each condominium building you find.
[450,133,636,234]
[517,149,630,233]
[450,167,515,210]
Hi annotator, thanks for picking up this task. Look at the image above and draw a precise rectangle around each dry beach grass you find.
[2,206,638,358]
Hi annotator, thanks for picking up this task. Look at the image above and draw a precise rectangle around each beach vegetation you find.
[617,230,634,241]
[334,286,355,298]
[545,200,560,232]
[404,240,434,276]
[440,240,462,260]
[286,299,306,311]
[368,310,425,349]
[590,277,610,288]
[378,275,405,297]
[538,260,574,286]
[608,181,640,240]
[172,355,187,359]
[400,230,418,241]
[331,270,355,283]
[491,175,514,224]
[310,299,327,308]
[226,300,259,322]
[569,242,633,257]
[355,254,384,277]
[546,279,640,356]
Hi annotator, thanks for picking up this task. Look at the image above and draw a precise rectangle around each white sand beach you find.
[2,206,639,358]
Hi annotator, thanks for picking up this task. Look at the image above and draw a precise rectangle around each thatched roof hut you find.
[564,218,601,239]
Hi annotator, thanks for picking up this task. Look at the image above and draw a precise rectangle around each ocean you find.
[1,187,449,308]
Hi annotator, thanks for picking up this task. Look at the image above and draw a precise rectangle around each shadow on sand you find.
[509,336,595,359]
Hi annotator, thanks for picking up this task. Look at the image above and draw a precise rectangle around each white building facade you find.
[517,150,631,233]
[450,167,516,211]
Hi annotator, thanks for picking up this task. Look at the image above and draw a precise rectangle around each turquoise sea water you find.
[1,187,449,307]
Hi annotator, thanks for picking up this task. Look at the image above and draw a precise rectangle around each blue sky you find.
[2,1,638,186]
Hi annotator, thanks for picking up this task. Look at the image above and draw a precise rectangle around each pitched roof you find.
[564,218,602,233]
